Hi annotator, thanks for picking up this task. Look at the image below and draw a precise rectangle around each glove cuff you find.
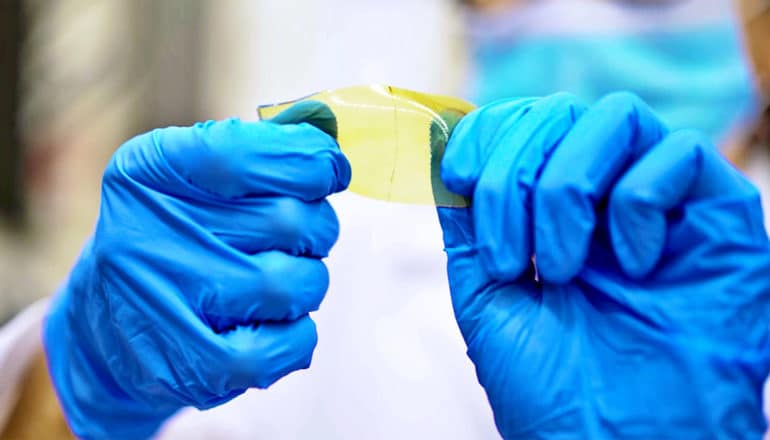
[43,283,175,439]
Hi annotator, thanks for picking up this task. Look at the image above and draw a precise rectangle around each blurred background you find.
[0,0,768,327]
[0,0,467,324]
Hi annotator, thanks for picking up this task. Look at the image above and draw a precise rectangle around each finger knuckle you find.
[442,105,505,196]
[610,184,655,211]
[545,91,582,110]
[101,155,122,187]
[102,134,148,188]
[602,91,645,110]
[667,129,711,150]
[551,92,585,120]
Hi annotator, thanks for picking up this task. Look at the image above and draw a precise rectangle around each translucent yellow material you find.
[257,85,476,207]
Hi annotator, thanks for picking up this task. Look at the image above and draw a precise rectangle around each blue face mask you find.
[465,0,760,144]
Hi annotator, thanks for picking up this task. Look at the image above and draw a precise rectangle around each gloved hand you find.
[438,92,770,439]
[44,116,350,439]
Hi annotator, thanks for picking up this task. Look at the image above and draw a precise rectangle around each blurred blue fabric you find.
[466,2,759,144]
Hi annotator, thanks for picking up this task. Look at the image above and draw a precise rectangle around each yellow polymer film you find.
[257,85,476,208]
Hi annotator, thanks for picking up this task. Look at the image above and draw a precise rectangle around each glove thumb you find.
[267,100,338,139]
[437,206,487,340]
[438,203,541,344]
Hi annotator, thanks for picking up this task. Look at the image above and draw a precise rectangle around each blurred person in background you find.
[0,0,769,439]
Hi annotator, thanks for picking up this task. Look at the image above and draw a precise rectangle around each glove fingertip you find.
[252,318,318,389]
[269,100,338,140]
[330,148,352,193]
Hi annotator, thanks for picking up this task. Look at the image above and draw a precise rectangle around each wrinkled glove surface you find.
[44,118,350,439]
[438,92,770,439]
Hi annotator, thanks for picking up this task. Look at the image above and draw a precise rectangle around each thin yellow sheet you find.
[258,85,475,207]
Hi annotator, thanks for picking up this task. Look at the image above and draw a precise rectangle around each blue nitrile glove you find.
[44,116,351,439]
[438,92,770,439]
